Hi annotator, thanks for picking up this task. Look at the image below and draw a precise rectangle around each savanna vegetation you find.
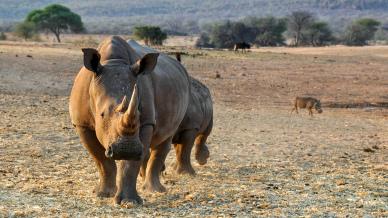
[1,0,388,34]
[15,4,84,42]
[196,12,381,48]
[1,2,385,48]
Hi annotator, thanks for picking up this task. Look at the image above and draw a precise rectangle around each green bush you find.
[302,22,334,46]
[343,18,380,46]
[197,17,287,48]
[0,32,6,40]
[14,22,36,40]
[133,26,167,46]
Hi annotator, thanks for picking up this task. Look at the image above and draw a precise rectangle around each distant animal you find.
[69,36,190,205]
[291,97,323,116]
[175,52,182,62]
[171,77,213,175]
[234,42,251,53]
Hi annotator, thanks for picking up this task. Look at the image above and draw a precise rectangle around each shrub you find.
[0,32,6,40]
[133,26,167,45]
[343,18,380,46]
[14,22,36,40]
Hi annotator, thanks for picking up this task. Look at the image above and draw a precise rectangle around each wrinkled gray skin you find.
[291,96,323,116]
[171,77,213,175]
[69,36,190,205]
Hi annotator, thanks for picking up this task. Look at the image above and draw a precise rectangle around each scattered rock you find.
[215,72,221,79]
[363,148,375,153]
[26,55,33,58]
[336,179,346,186]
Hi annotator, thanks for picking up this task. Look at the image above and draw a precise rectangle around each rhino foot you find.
[94,184,116,198]
[142,179,167,193]
[114,193,143,206]
[176,165,196,175]
[195,144,210,165]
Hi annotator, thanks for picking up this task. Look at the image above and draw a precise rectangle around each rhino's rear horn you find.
[116,96,129,113]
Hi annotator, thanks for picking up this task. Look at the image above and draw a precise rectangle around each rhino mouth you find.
[105,138,143,160]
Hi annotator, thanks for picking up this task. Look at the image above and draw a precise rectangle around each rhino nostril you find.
[105,146,114,158]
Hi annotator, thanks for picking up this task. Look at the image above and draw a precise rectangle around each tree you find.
[344,18,381,45]
[0,32,6,40]
[303,22,334,46]
[208,21,235,48]
[195,33,213,48]
[14,22,36,40]
[25,4,84,42]
[133,26,167,45]
[286,11,315,46]
[244,16,287,46]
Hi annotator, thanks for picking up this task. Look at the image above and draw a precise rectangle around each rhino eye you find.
[100,112,104,117]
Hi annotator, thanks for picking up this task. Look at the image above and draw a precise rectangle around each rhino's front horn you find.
[120,85,139,129]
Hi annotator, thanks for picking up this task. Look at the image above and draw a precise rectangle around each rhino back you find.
[178,78,213,133]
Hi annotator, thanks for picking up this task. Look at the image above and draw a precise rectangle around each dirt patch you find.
[325,101,388,109]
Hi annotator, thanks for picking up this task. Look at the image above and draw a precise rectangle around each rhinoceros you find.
[69,36,190,205]
[171,77,213,175]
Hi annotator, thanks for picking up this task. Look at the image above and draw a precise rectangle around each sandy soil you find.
[0,40,387,217]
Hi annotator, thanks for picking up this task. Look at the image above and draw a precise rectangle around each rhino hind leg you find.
[75,127,117,198]
[174,129,197,175]
[195,117,212,165]
[194,134,210,165]
[142,137,171,193]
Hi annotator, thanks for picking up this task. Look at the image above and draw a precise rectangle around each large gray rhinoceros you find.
[69,36,190,205]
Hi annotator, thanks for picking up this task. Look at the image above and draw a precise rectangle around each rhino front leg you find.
[174,129,196,175]
[114,125,154,205]
[114,160,142,205]
[75,127,117,198]
[142,137,171,192]
[139,125,153,180]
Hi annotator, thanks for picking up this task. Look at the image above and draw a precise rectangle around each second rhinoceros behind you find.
[171,77,213,175]
[69,36,190,205]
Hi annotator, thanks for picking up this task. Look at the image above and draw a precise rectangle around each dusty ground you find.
[0,39,387,217]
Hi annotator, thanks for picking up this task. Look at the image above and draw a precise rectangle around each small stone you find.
[363,148,375,153]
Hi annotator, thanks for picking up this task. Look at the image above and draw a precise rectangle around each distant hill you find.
[1,0,388,33]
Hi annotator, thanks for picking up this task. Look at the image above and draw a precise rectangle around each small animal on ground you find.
[234,42,251,53]
[175,52,182,62]
[291,96,323,116]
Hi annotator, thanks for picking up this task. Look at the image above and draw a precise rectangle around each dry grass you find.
[0,39,387,217]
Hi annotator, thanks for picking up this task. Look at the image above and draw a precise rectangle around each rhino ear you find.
[132,53,159,76]
[82,48,101,74]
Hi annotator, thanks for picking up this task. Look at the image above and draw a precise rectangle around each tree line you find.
[1,4,385,47]
[196,11,382,48]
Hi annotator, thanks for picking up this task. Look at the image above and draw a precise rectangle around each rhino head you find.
[82,48,159,161]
